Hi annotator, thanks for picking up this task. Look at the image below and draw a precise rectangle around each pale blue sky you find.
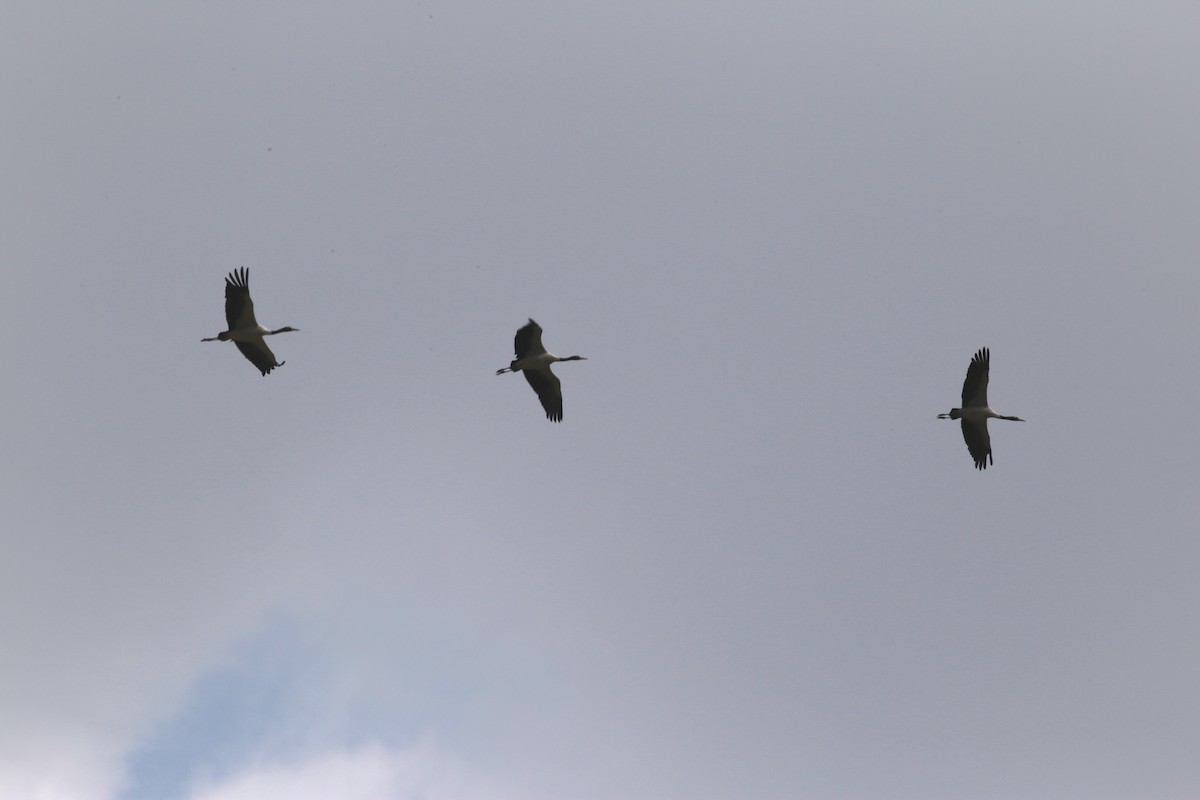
[3,3,1199,799]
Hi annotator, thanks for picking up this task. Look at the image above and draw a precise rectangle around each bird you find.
[496,319,587,422]
[202,267,298,376]
[939,347,1024,469]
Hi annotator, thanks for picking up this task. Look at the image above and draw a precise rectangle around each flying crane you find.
[202,267,298,376]
[939,347,1024,470]
[497,319,587,422]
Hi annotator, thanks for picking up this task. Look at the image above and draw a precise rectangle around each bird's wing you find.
[961,347,990,408]
[514,319,546,358]
[225,267,259,330]
[235,339,283,376]
[961,418,992,470]
[523,367,563,422]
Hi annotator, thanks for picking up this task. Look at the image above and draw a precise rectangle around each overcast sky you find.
[4,3,1200,799]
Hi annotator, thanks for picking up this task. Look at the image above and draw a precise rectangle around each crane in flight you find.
[202,267,298,376]
[939,347,1024,470]
[497,319,587,422]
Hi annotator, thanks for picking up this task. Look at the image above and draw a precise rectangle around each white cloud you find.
[0,725,123,800]
[183,741,495,800]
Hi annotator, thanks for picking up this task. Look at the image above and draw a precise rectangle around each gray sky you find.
[4,3,1199,799]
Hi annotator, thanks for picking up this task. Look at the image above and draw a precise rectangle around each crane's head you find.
[271,326,300,334]
[560,355,587,362]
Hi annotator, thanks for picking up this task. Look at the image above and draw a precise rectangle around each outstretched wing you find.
[514,319,546,359]
[235,339,284,376]
[523,367,563,422]
[961,418,992,470]
[224,267,259,330]
[961,347,990,408]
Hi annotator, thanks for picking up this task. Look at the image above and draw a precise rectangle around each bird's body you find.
[202,267,298,376]
[496,319,586,422]
[938,347,1023,470]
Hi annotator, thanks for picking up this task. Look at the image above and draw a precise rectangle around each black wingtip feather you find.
[226,266,250,289]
